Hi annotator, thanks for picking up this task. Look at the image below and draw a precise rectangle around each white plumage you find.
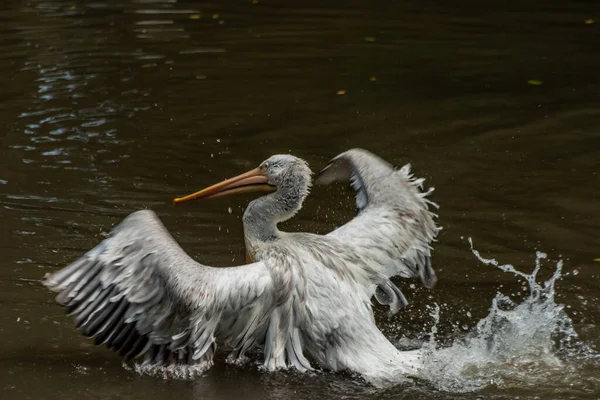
[44,148,439,386]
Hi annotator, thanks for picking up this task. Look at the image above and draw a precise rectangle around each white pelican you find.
[43,148,439,385]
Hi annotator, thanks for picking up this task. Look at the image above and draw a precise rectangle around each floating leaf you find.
[336,90,346,95]
[212,13,220,19]
[585,19,594,24]
[365,36,376,42]
[189,14,201,19]
[369,76,377,82]
[594,258,600,262]
[527,80,543,85]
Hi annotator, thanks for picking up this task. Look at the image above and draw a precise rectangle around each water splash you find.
[419,239,598,393]
[127,360,212,380]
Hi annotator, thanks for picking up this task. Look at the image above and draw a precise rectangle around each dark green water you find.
[1,1,599,399]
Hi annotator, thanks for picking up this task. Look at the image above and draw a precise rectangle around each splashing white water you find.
[419,239,597,393]
[126,360,212,380]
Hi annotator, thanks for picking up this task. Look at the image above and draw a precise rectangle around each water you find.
[420,242,599,394]
[1,0,600,399]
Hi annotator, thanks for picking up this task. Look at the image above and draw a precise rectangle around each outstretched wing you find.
[44,210,274,369]
[316,148,440,289]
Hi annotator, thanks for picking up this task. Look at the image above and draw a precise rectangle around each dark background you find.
[0,1,599,399]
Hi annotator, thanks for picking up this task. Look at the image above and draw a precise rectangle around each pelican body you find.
[44,149,439,386]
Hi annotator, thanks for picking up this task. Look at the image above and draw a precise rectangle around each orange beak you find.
[173,167,276,204]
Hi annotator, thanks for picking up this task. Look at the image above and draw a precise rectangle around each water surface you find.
[1,1,599,399]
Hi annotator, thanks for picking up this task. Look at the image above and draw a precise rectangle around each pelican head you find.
[174,154,312,242]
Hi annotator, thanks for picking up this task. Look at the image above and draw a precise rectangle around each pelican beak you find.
[173,167,276,204]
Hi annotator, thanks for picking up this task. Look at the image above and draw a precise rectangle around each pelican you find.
[43,148,439,386]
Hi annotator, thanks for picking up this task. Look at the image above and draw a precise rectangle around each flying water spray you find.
[418,239,598,393]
